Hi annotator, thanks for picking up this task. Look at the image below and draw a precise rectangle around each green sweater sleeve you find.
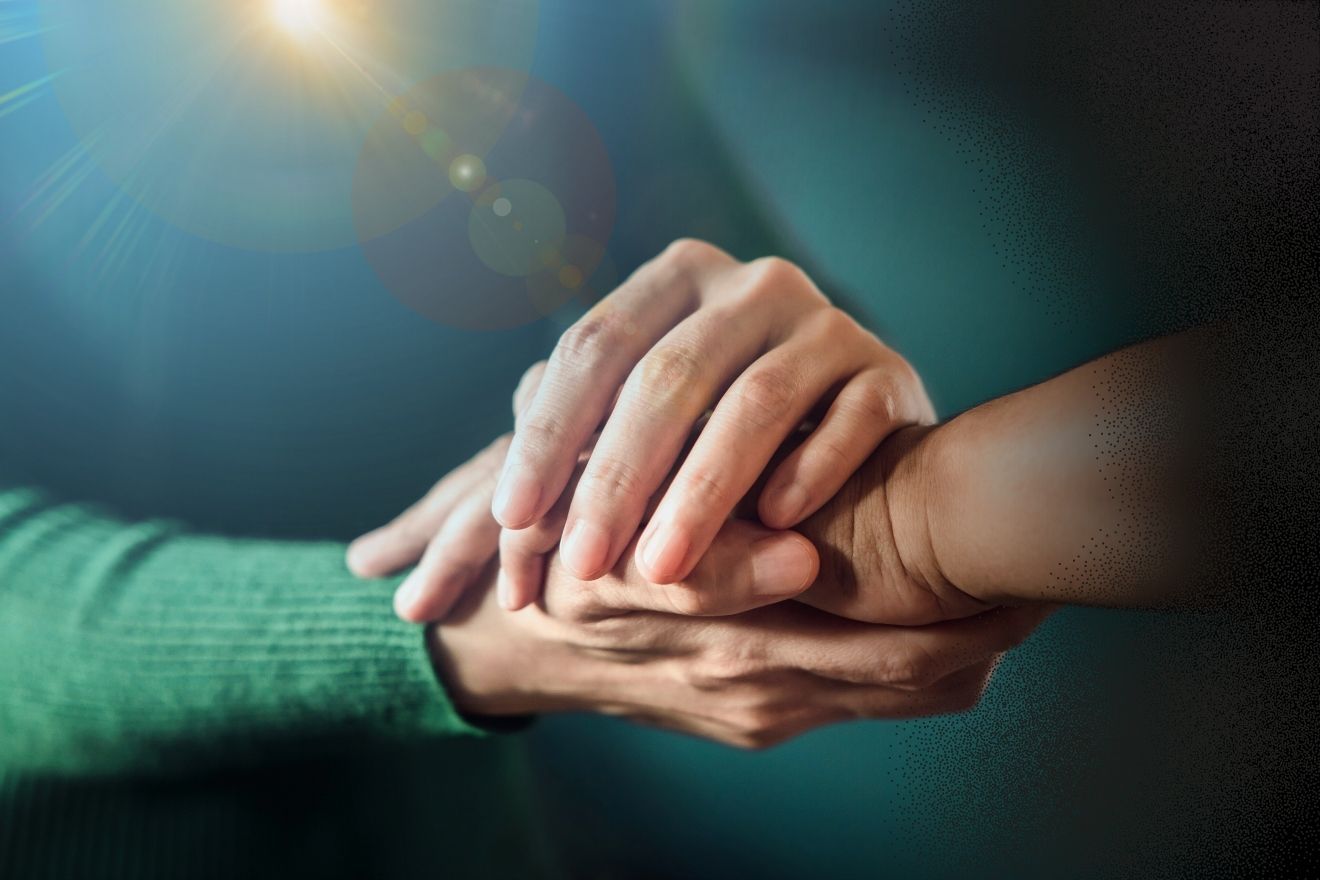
[0,484,486,776]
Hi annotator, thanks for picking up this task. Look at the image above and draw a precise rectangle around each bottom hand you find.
[430,530,1051,748]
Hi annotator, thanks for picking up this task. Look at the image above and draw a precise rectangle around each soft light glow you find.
[271,0,328,40]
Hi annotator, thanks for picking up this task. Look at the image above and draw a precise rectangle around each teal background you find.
[1,2,1197,878]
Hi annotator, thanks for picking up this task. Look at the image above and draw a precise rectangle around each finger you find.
[512,361,547,420]
[394,489,505,622]
[492,243,735,529]
[499,456,580,611]
[721,603,1054,689]
[497,500,569,611]
[579,519,820,617]
[825,660,997,720]
[557,301,797,580]
[346,439,508,577]
[759,360,933,529]
[635,315,874,583]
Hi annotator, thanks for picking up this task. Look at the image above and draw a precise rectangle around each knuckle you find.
[633,345,711,406]
[675,466,736,510]
[849,376,903,427]
[747,255,802,287]
[877,647,938,689]
[664,584,718,617]
[736,366,799,427]
[810,305,862,340]
[663,237,719,268]
[556,314,625,366]
[742,257,819,304]
[514,416,565,458]
[545,581,606,625]
[729,701,788,741]
[697,643,767,682]
[580,455,648,504]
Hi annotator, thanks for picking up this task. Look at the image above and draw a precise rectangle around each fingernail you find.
[767,482,810,526]
[639,525,690,582]
[750,534,817,598]
[393,572,422,617]
[492,470,540,528]
[562,519,610,578]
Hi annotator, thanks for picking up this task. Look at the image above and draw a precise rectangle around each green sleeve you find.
[0,484,486,776]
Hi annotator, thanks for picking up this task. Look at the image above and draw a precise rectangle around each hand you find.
[431,523,1052,748]
[494,239,934,609]
[794,424,992,625]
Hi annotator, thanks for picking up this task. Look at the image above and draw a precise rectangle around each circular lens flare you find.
[271,0,328,39]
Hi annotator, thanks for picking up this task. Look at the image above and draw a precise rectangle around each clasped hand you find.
[345,240,1049,747]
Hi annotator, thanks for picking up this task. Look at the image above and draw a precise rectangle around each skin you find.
[426,526,1051,749]
[351,253,1196,623]
[791,332,1199,621]
[348,395,1054,746]
[346,238,1197,747]
[491,239,934,606]
[347,237,933,621]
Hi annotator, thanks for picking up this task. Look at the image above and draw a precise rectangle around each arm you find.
[926,331,1200,607]
[797,331,1204,621]
[0,483,482,776]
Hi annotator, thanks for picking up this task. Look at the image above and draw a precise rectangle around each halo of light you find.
[38,0,540,252]
[449,155,488,193]
[526,234,618,319]
[353,67,527,242]
[468,179,566,277]
[271,0,328,39]
[356,69,615,330]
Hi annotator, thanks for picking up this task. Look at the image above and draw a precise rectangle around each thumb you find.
[587,519,819,617]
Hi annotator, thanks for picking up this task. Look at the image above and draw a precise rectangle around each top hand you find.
[494,239,933,609]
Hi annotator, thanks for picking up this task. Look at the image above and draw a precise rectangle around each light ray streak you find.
[317,28,394,103]
[0,70,61,121]
[0,7,51,46]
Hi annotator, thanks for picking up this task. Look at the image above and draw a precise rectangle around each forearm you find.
[0,483,482,775]
[923,332,1202,607]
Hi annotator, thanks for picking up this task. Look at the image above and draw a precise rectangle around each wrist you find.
[879,424,964,606]
[424,578,614,719]
[921,405,1029,605]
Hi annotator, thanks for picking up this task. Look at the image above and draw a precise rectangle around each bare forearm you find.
[924,332,1203,607]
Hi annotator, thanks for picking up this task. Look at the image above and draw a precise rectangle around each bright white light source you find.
[271,0,328,40]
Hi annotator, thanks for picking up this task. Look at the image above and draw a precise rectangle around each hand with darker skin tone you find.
[795,332,1200,620]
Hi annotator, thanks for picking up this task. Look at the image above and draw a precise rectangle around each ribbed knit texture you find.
[0,485,563,879]
[0,485,483,777]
